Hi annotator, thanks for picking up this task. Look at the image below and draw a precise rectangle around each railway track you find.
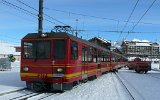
[114,72,135,100]
[9,92,42,100]
[0,88,40,100]
[0,88,27,96]
[0,89,60,100]
[115,73,145,100]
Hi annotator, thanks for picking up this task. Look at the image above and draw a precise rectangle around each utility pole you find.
[38,0,43,34]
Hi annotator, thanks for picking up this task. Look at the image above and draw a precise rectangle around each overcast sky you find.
[0,0,160,45]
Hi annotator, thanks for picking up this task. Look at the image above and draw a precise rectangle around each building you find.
[88,37,111,50]
[0,41,20,61]
[14,46,21,61]
[121,40,160,59]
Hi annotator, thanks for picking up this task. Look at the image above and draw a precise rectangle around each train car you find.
[20,32,127,91]
[111,52,128,72]
[127,58,151,74]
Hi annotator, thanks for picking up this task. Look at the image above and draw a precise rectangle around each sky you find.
[0,0,160,45]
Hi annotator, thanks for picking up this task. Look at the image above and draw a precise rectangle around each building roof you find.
[89,37,111,44]
[122,40,157,47]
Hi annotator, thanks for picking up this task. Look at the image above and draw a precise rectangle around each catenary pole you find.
[38,0,43,33]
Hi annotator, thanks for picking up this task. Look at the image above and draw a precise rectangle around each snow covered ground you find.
[0,67,25,94]
[118,69,160,100]
[0,67,160,100]
[41,73,132,100]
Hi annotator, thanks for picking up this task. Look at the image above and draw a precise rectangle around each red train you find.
[20,32,127,91]
[127,58,151,74]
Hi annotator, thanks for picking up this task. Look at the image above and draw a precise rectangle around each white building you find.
[0,41,20,61]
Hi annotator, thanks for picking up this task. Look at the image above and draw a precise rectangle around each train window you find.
[88,47,93,62]
[71,41,78,60]
[23,41,50,59]
[82,46,88,62]
[106,55,110,62]
[54,40,66,59]
[101,51,106,62]
[98,50,101,62]
[23,42,35,58]
[82,47,85,62]
[36,41,50,59]
[93,48,97,62]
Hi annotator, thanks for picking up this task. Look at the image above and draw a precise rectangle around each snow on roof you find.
[135,42,150,46]
[132,39,141,42]
[142,40,150,42]
[126,39,151,46]
[97,37,111,43]
[132,38,150,42]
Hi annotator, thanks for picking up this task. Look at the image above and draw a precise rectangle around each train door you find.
[52,39,67,76]
[82,46,88,79]
[97,50,102,76]
[53,39,67,63]
[70,40,78,64]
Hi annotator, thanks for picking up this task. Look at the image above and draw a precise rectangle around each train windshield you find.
[23,40,51,59]
[54,40,66,59]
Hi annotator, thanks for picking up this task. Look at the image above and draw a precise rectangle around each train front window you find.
[54,40,66,59]
[23,41,51,59]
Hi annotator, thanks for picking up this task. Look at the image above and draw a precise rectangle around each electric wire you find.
[1,0,37,18]
[16,0,67,25]
[121,0,140,32]
[1,0,159,42]
[118,0,140,41]
[1,0,61,28]
[15,0,84,36]
[3,0,63,26]
[126,0,157,38]
[16,0,37,11]
[44,7,159,26]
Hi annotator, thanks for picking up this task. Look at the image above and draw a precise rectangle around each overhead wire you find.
[126,0,157,38]
[117,0,140,41]
[121,0,140,32]
[1,0,37,19]
[130,0,157,32]
[16,0,67,25]
[44,7,160,26]
[0,0,38,44]
[15,0,86,37]
[12,1,160,34]
[44,6,160,40]
[2,0,159,41]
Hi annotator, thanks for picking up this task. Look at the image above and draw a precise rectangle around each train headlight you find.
[41,33,47,38]
[57,68,63,72]
[23,67,29,72]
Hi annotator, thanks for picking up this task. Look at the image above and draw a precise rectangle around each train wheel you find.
[135,69,140,73]
[88,75,97,81]
[139,70,144,74]
[145,70,148,74]
[73,81,80,86]
[26,82,32,90]
[82,78,88,83]
[33,82,46,92]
